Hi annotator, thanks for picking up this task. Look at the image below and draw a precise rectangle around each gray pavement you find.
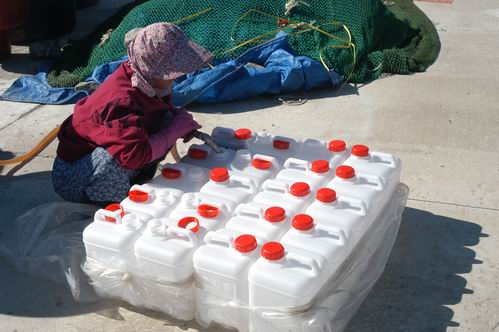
[1,0,498,331]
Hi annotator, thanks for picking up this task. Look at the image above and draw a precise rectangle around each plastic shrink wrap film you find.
[196,183,408,332]
[0,185,408,330]
[0,202,100,302]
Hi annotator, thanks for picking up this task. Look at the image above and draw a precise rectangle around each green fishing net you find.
[47,0,440,87]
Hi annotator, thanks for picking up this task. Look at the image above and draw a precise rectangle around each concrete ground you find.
[1,0,498,331]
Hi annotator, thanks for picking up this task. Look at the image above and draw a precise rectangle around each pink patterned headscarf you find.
[127,23,213,98]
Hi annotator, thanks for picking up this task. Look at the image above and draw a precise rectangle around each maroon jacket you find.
[57,61,175,170]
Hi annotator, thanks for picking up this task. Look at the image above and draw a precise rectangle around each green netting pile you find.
[47,0,440,87]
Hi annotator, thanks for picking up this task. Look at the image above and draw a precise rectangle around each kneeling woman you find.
[52,23,212,205]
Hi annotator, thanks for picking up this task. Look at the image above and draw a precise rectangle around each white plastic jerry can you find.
[280,213,348,274]
[148,162,209,193]
[211,127,255,150]
[134,219,200,284]
[200,168,258,207]
[297,138,350,167]
[305,188,371,241]
[228,149,281,186]
[83,208,144,269]
[225,204,291,242]
[252,180,314,215]
[193,230,261,329]
[327,165,386,216]
[181,143,237,169]
[342,144,401,195]
[275,158,336,191]
[248,131,303,164]
[168,192,232,240]
[248,242,327,310]
[120,184,181,220]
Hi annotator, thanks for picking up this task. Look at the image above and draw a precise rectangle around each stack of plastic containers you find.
[82,127,403,331]
[82,208,144,300]
[193,230,263,330]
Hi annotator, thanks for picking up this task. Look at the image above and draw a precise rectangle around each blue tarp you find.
[0,33,341,106]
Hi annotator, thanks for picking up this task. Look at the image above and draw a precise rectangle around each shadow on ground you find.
[346,207,485,332]
[0,150,15,174]
[190,82,360,114]
[0,53,47,76]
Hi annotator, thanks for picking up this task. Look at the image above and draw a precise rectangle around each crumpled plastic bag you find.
[0,202,99,302]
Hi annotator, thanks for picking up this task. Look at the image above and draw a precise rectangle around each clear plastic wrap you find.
[0,184,409,331]
[82,257,196,321]
[0,202,100,302]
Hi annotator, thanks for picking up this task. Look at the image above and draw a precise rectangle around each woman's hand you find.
[169,109,201,139]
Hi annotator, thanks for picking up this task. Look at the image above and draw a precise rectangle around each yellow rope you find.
[223,9,357,84]
[316,21,357,84]
[172,7,213,25]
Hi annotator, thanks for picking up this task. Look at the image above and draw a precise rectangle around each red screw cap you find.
[328,140,346,152]
[234,128,252,140]
[252,158,272,170]
[273,139,290,150]
[352,144,369,157]
[261,242,285,260]
[129,190,149,202]
[104,203,124,222]
[311,160,330,173]
[316,188,337,203]
[198,204,219,218]
[264,206,286,223]
[178,216,200,233]
[290,182,310,197]
[292,214,314,231]
[336,165,356,179]
[234,234,257,253]
[189,148,208,159]
[210,168,230,182]
[162,167,181,179]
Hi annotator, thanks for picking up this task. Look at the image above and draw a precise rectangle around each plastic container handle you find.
[205,231,233,248]
[230,174,257,192]
[167,226,198,245]
[339,196,368,215]
[286,252,320,277]
[262,180,288,194]
[283,158,309,171]
[235,204,263,220]
[315,224,348,244]
[96,209,123,224]
[373,151,400,168]
[358,172,385,190]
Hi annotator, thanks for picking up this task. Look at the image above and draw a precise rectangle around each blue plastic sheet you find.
[0,33,341,106]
